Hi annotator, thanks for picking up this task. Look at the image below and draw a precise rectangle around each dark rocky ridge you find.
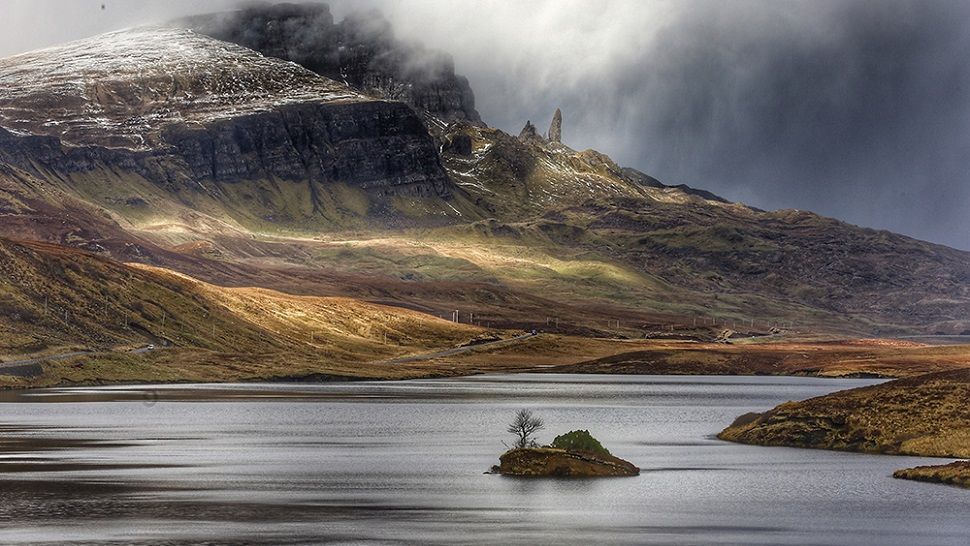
[0,27,457,222]
[0,101,450,199]
[180,2,481,123]
[163,101,451,197]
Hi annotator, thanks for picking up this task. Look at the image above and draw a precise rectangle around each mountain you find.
[179,2,481,124]
[0,2,969,381]
[0,26,477,235]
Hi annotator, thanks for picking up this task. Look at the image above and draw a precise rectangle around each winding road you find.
[0,351,91,377]
[0,345,165,377]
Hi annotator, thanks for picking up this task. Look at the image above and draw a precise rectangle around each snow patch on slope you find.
[0,27,370,150]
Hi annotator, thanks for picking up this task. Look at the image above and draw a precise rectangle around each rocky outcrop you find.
[517,109,564,145]
[498,448,639,477]
[0,101,450,199]
[547,108,562,143]
[517,120,542,144]
[441,132,473,156]
[181,3,481,123]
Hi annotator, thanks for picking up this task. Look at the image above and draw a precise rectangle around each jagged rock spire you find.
[547,108,562,143]
[518,120,542,143]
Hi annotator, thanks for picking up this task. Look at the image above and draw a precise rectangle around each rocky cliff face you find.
[162,100,450,196]
[180,2,481,124]
[0,100,448,199]
[0,27,454,211]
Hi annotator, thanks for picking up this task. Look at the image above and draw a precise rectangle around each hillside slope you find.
[0,237,479,364]
[432,121,970,333]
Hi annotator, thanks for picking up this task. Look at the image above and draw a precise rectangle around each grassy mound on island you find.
[894,461,970,489]
[551,429,611,456]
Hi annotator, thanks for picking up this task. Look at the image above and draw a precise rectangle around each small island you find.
[494,411,639,477]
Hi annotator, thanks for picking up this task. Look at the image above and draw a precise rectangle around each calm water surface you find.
[0,374,966,545]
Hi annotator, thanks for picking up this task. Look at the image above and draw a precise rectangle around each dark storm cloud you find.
[350,0,970,249]
[2,1,969,248]
[616,0,970,250]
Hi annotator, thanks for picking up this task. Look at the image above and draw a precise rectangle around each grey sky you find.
[2,0,969,249]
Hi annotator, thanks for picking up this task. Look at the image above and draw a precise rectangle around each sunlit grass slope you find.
[0,238,479,362]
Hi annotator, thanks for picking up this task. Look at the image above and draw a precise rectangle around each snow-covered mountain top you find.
[0,27,369,150]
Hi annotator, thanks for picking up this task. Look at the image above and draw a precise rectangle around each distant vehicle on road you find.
[146,345,155,351]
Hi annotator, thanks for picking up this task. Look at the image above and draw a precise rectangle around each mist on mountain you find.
[1,0,969,249]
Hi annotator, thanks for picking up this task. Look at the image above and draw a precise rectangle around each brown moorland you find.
[545,339,970,378]
[893,461,970,489]
[718,368,970,459]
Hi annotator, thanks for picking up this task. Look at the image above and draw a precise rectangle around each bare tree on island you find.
[507,409,544,449]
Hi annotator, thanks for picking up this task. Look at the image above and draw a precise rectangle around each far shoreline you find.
[2,335,967,391]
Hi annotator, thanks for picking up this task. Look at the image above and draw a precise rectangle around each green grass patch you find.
[551,429,611,456]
